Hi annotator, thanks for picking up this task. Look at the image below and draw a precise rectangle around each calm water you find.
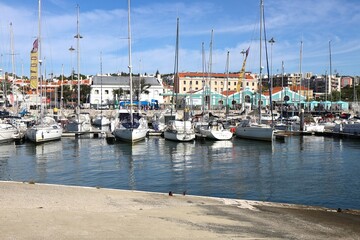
[1,135,359,210]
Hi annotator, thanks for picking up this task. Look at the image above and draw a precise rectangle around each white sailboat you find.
[235,0,274,142]
[112,0,148,143]
[92,53,110,127]
[163,18,195,142]
[26,0,62,143]
[0,121,19,143]
[196,51,233,141]
[65,4,91,133]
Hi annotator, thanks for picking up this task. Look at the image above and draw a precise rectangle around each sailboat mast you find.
[127,0,133,124]
[100,52,103,115]
[299,40,303,106]
[259,0,263,122]
[174,18,179,113]
[208,29,213,111]
[201,42,205,113]
[329,40,332,103]
[38,0,43,118]
[75,4,81,108]
[9,23,16,108]
[225,51,230,118]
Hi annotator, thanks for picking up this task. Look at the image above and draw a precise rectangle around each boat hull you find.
[164,120,195,142]
[113,128,148,143]
[164,130,195,142]
[0,124,19,143]
[26,125,63,143]
[199,128,233,140]
[92,116,111,127]
[235,125,274,141]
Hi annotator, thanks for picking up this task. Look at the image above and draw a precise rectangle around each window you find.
[196,81,198,85]
[183,87,186,91]
[183,81,186,84]
[95,90,99,94]
[105,90,109,94]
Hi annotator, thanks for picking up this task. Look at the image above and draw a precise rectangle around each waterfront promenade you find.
[1,181,360,239]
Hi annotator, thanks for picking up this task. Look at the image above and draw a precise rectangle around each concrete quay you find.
[1,181,360,239]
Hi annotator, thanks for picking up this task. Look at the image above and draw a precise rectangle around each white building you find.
[89,74,164,108]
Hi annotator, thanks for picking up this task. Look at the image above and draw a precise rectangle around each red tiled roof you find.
[178,72,254,80]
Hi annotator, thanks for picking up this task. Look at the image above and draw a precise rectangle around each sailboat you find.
[112,0,148,143]
[197,51,233,141]
[0,120,20,143]
[92,53,110,127]
[235,0,274,142]
[65,5,92,134]
[163,18,195,142]
[26,0,63,143]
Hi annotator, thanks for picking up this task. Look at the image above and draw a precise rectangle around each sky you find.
[0,0,359,79]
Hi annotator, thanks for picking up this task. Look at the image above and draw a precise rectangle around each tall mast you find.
[329,40,332,103]
[201,42,205,113]
[299,40,303,105]
[225,51,230,117]
[9,22,16,108]
[259,0,263,121]
[38,0,43,118]
[100,52,103,114]
[127,0,133,124]
[207,29,213,111]
[174,18,179,112]
[75,4,82,108]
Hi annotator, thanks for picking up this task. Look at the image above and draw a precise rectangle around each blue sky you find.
[0,0,359,79]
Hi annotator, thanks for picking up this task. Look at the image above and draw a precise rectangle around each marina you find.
[1,132,359,211]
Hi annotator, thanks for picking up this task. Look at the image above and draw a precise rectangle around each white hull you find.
[197,121,233,141]
[26,124,62,143]
[199,128,233,140]
[0,124,19,143]
[164,130,195,142]
[113,127,148,143]
[164,120,195,142]
[92,115,111,126]
[113,110,148,143]
[235,123,274,141]
[66,113,92,133]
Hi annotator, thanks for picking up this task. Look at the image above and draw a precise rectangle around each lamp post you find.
[268,37,275,91]
[69,45,75,89]
[240,49,246,107]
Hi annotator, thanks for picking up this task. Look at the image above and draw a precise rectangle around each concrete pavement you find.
[1,181,359,239]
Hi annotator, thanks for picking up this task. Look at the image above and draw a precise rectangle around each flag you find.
[237,47,250,92]
[30,38,39,89]
[31,38,38,53]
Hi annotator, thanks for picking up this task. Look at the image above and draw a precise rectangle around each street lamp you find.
[268,37,275,90]
[240,49,246,107]
[69,45,75,88]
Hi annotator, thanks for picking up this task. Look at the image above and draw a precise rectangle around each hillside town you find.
[1,70,359,114]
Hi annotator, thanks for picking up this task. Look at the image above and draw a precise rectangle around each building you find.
[89,74,164,108]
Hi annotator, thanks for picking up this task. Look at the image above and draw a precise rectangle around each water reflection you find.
[1,135,360,210]
[0,142,16,180]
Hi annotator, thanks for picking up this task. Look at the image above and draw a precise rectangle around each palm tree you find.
[134,77,151,101]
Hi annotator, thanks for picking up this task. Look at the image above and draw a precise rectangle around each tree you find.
[113,88,125,102]
[133,77,151,100]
